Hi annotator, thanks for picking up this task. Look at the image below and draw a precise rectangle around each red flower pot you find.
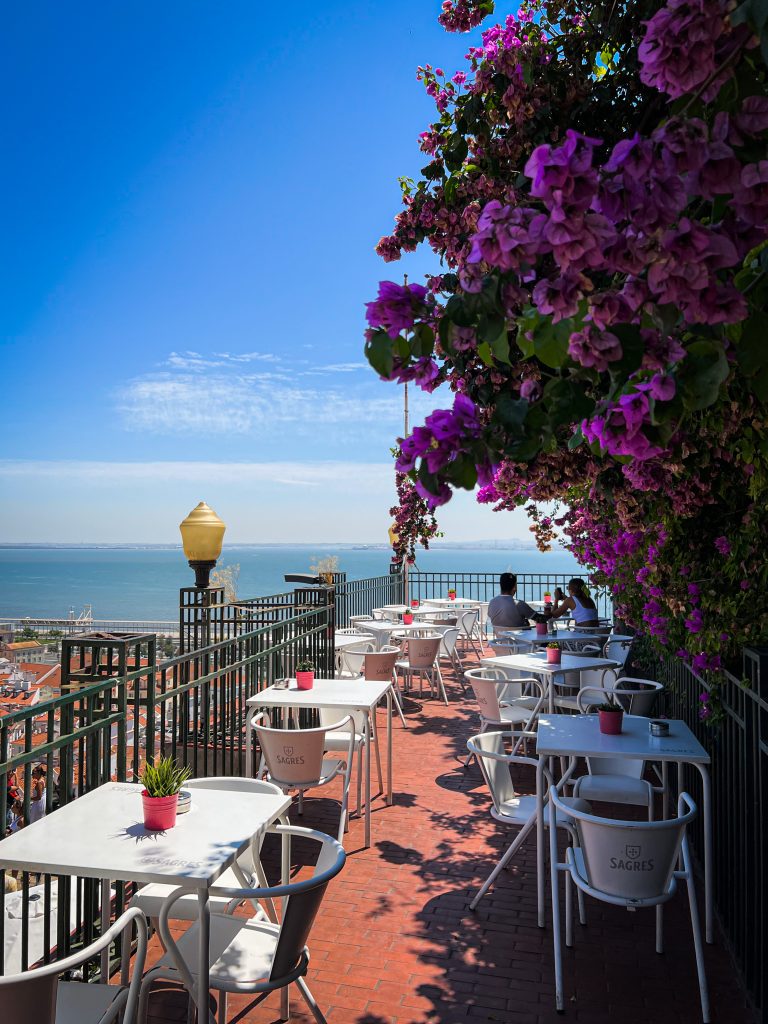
[402,613,414,625]
[546,646,561,664]
[296,671,314,691]
[599,708,624,735]
[536,622,548,636]
[142,791,179,831]
[411,600,419,609]
[448,593,456,601]
[544,594,552,605]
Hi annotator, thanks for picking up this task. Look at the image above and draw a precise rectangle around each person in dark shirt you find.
[487,572,536,631]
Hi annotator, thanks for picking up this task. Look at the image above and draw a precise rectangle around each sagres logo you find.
[283,746,294,757]
[610,843,654,871]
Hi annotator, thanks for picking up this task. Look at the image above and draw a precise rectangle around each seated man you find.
[487,572,536,632]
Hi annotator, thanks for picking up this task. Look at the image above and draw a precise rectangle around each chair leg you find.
[565,871,573,948]
[389,680,407,727]
[470,818,533,910]
[683,843,711,1023]
[280,983,290,1022]
[435,664,448,705]
[372,727,383,794]
[656,904,664,954]
[356,745,363,818]
[295,976,329,1024]
[218,990,227,1024]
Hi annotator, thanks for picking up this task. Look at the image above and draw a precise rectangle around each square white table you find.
[534,714,713,941]
[247,677,393,848]
[423,597,479,608]
[491,629,633,649]
[481,651,620,711]
[0,781,290,1020]
[349,619,401,650]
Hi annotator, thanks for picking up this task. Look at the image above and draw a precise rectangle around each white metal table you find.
[247,677,394,848]
[535,714,713,941]
[0,781,290,1021]
[481,651,620,711]
[422,597,479,609]
[491,629,632,648]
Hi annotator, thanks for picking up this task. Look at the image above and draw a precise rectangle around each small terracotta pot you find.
[296,671,314,691]
[546,646,561,664]
[599,708,624,735]
[142,791,179,831]
[402,613,414,625]
[536,622,548,636]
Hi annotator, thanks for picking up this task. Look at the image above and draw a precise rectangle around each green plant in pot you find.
[546,641,561,664]
[597,695,624,736]
[140,755,192,831]
[296,658,315,691]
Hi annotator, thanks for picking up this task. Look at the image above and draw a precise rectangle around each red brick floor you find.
[144,653,755,1024]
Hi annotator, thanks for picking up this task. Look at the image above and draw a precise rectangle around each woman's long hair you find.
[568,578,596,610]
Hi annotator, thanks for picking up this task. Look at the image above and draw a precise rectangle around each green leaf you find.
[678,340,730,411]
[411,323,435,358]
[493,392,528,430]
[543,377,594,427]
[568,426,585,450]
[477,341,494,366]
[611,324,645,376]
[731,0,768,31]
[735,311,768,376]
[366,331,394,379]
[477,315,510,364]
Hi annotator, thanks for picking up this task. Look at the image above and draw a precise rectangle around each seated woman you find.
[549,579,600,628]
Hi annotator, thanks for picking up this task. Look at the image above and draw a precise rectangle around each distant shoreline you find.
[0,540,541,552]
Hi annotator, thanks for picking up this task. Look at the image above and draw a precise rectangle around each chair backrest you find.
[363,649,399,681]
[406,635,441,669]
[0,973,57,1024]
[185,776,283,797]
[579,667,618,692]
[467,730,517,811]
[265,825,346,981]
[459,608,480,634]
[371,608,388,620]
[341,640,375,676]
[348,615,373,627]
[467,675,505,722]
[551,790,696,901]
[255,720,349,787]
[615,676,664,716]
[439,627,461,658]
[337,627,373,636]
[605,637,632,667]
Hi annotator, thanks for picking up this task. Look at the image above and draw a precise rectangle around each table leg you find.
[197,888,212,1024]
[364,711,372,848]
[697,764,714,943]
[536,755,546,928]
[386,689,393,806]
[280,829,290,1021]
[100,878,110,982]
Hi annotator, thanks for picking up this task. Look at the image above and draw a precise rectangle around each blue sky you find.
[1,2,533,543]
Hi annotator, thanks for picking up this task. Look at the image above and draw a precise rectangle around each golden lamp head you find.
[179,502,226,587]
[388,522,399,548]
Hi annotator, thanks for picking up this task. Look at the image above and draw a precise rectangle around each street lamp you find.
[179,502,226,588]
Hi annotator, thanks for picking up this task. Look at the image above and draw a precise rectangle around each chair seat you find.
[131,862,258,921]
[324,730,365,751]
[57,980,125,1023]
[495,794,590,827]
[154,913,290,988]
[395,660,433,671]
[575,773,653,805]
[483,705,535,727]
[272,758,344,789]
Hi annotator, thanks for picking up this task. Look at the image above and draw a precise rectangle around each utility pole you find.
[403,274,410,605]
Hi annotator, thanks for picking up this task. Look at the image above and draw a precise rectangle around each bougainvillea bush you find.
[390,452,442,564]
[364,0,768,693]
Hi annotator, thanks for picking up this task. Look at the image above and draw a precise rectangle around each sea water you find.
[0,544,582,621]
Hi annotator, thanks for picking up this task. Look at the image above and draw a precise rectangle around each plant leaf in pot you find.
[296,659,315,691]
[141,755,192,831]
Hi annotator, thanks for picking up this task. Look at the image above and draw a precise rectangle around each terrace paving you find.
[143,652,755,1024]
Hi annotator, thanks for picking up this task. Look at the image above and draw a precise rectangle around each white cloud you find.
[117,362,445,436]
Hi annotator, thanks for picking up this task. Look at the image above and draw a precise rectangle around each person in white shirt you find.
[549,579,600,627]
[487,573,536,631]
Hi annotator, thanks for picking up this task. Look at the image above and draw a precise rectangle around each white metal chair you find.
[363,646,407,727]
[336,627,374,637]
[437,626,464,685]
[604,635,633,668]
[138,824,345,1024]
[348,615,374,630]
[251,713,355,843]
[339,640,375,677]
[548,788,709,1021]
[465,668,546,733]
[553,667,618,711]
[0,906,147,1024]
[395,634,447,704]
[466,730,590,912]
[131,777,286,926]
[458,608,484,657]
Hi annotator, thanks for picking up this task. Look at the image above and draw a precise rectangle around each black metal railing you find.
[0,599,333,976]
[334,573,406,627]
[660,648,768,1022]
[407,570,613,620]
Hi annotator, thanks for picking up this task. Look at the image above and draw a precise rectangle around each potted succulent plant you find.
[546,642,561,664]
[543,590,552,606]
[296,659,315,690]
[402,611,414,624]
[597,696,624,735]
[140,755,192,831]
[411,599,419,609]
[448,588,457,601]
